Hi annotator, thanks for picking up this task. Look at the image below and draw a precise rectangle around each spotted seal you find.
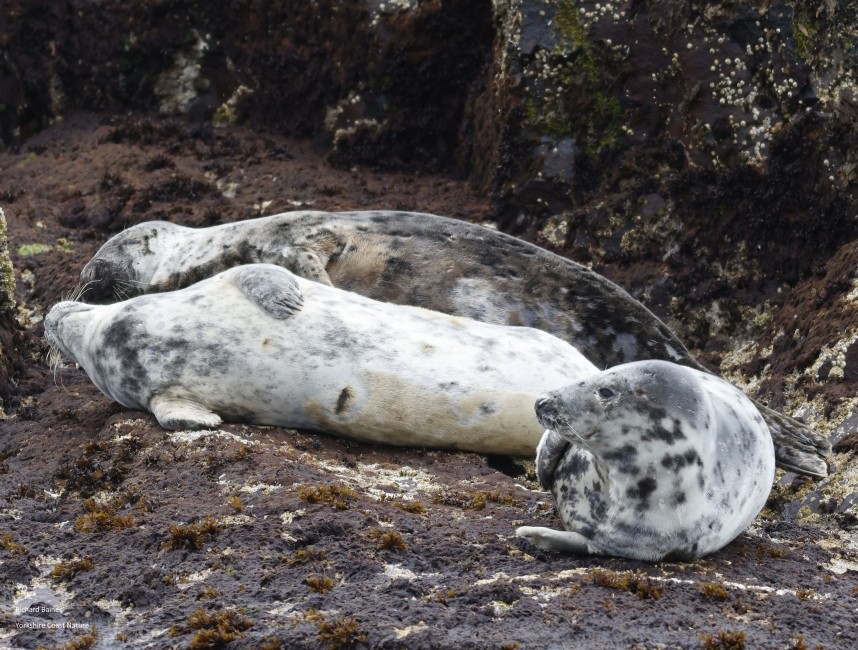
[515,360,775,561]
[76,211,829,477]
[46,263,600,454]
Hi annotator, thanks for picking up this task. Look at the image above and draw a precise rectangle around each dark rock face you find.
[0,0,494,171]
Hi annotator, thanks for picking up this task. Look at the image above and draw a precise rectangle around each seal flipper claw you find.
[150,394,222,430]
[515,526,597,555]
[232,265,304,319]
[280,246,333,286]
[773,444,829,479]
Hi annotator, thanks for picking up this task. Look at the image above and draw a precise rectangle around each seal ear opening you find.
[231,264,304,319]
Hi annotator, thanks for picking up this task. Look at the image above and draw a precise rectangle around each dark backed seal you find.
[516,360,775,561]
[46,264,599,455]
[76,210,829,477]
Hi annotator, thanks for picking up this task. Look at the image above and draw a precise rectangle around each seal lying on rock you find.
[47,264,599,455]
[516,361,776,561]
[76,211,829,477]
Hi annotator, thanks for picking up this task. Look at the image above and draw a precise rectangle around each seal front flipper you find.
[280,246,333,286]
[535,429,571,490]
[515,526,599,555]
[150,394,223,430]
[231,265,304,319]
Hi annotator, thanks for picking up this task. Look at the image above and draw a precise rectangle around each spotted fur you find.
[46,264,599,456]
[76,211,829,477]
[516,360,775,561]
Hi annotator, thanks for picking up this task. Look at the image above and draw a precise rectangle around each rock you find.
[0,206,24,414]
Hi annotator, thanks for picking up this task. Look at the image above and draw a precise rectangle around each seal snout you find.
[535,395,560,429]
[79,258,117,302]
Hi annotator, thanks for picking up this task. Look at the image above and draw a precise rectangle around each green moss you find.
[554,0,598,81]
[523,0,625,154]
[17,243,52,256]
[17,152,39,166]
[56,237,76,253]
[791,2,818,62]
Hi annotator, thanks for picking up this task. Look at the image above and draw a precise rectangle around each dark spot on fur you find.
[381,257,413,284]
[335,387,353,415]
[640,411,687,445]
[627,476,658,503]
[661,448,700,471]
[98,315,151,400]
[562,452,591,479]
[603,445,640,475]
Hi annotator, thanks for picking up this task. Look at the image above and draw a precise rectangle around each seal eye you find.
[597,387,617,400]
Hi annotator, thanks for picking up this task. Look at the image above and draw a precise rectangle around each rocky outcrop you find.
[470,1,858,429]
[0,0,494,171]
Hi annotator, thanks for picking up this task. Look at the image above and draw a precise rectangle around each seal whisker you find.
[557,420,592,452]
[67,280,96,303]
[115,278,155,289]
[45,344,67,391]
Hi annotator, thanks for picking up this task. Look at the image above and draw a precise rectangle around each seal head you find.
[79,221,186,302]
[517,360,775,561]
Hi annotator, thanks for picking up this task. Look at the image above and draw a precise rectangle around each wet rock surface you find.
[1,1,857,648]
[0,110,855,650]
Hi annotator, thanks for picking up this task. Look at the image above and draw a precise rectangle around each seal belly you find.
[301,370,544,455]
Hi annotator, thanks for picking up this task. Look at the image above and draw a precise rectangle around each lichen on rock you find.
[0,207,14,312]
[0,205,23,415]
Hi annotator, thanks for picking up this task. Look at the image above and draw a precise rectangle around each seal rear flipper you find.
[757,402,830,478]
[772,442,829,479]
[280,246,333,286]
[150,394,223,430]
[515,526,597,555]
[232,265,304,319]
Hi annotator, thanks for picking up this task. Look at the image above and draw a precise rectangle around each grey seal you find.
[46,263,599,455]
[75,210,829,477]
[516,360,776,561]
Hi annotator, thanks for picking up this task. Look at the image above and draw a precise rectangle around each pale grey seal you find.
[75,210,829,477]
[516,360,776,561]
[47,263,599,455]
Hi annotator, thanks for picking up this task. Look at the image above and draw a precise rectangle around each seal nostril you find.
[535,397,556,420]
